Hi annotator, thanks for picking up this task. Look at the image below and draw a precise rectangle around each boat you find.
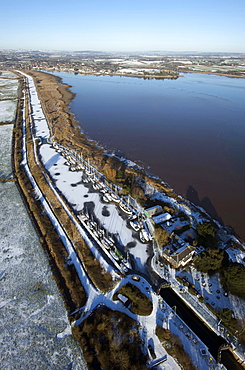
[139,228,152,244]
[92,182,100,190]
[110,192,121,203]
[103,236,115,248]
[76,163,84,170]
[130,218,141,232]
[119,200,132,215]
[70,165,77,171]
[101,238,111,250]
[102,194,110,203]
[128,214,137,221]
[103,192,113,203]
[110,249,120,261]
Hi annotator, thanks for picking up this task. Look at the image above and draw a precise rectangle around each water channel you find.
[160,288,243,370]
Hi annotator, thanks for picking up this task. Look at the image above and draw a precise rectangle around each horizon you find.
[1,0,245,53]
[1,49,245,56]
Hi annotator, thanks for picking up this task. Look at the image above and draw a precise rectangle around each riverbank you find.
[178,69,245,78]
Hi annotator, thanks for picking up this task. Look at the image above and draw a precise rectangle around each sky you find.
[1,0,245,53]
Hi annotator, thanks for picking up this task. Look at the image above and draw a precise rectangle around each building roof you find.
[153,212,171,224]
[144,205,163,217]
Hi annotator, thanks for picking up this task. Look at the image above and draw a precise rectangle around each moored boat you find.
[119,200,132,215]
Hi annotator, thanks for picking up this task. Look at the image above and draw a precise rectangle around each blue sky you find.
[1,0,245,52]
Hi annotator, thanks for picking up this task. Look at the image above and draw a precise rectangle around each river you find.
[53,71,245,240]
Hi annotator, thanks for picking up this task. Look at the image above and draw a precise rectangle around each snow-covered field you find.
[0,71,18,122]
[0,75,87,369]
[0,100,17,122]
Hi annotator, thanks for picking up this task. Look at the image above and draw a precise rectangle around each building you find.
[162,245,196,268]
[152,212,171,224]
[162,234,196,268]
[144,205,163,218]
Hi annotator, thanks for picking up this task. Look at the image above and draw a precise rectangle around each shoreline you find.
[33,67,245,80]
[177,69,245,78]
[24,69,243,242]
[42,68,180,80]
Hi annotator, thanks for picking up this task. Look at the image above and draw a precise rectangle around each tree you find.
[194,248,228,273]
[221,262,245,299]
[196,222,215,238]
[195,222,218,249]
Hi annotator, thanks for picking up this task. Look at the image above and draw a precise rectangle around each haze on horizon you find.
[1,0,245,54]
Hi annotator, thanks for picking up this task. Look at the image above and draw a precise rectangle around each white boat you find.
[110,192,121,203]
[121,264,128,272]
[76,163,84,170]
[130,219,141,232]
[93,182,100,190]
[103,192,113,203]
[101,238,110,250]
[103,194,110,203]
[78,213,88,222]
[139,228,152,243]
[85,161,93,176]
[70,165,77,171]
[97,181,105,190]
[119,200,132,215]
[128,214,137,221]
[104,236,115,248]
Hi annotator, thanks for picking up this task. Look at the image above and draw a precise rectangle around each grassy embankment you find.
[179,69,245,78]
[13,78,86,318]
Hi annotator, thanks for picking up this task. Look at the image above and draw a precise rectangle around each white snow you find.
[0,100,17,122]
[0,73,18,122]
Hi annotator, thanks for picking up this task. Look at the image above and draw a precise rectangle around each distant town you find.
[1,49,245,79]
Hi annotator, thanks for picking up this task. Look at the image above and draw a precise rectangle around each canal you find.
[160,288,243,370]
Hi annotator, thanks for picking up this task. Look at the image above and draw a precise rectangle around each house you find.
[144,205,163,218]
[162,235,196,268]
[162,245,196,268]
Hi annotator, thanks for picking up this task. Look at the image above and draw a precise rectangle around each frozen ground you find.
[177,267,245,321]
[0,79,87,369]
[0,71,18,122]
[40,143,151,274]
